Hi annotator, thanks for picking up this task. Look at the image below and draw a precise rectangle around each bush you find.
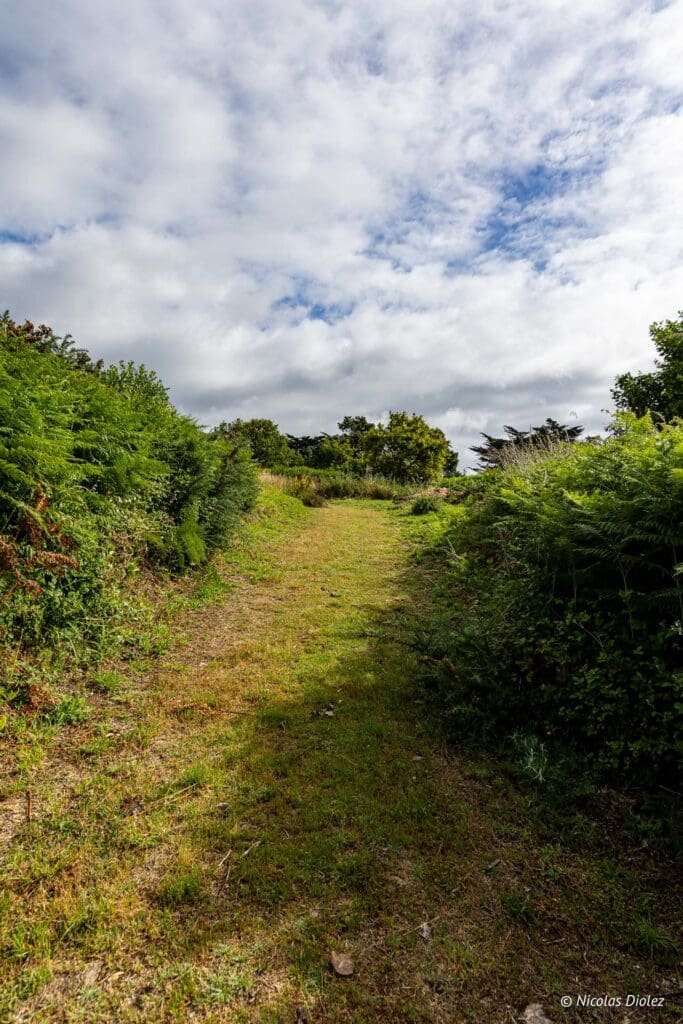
[410,495,442,515]
[419,415,683,790]
[445,471,501,503]
[0,317,258,682]
[288,476,326,507]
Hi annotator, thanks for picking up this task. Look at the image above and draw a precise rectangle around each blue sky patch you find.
[501,163,574,205]
[272,281,353,325]
[0,229,41,245]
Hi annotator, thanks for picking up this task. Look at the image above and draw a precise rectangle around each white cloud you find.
[1,0,682,466]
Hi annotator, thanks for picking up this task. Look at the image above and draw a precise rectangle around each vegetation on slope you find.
[1,308,681,1020]
[0,316,257,695]
[418,412,683,808]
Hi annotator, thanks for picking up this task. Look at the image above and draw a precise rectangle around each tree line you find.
[221,411,459,483]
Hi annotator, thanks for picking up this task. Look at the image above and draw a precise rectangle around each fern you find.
[0,316,258,680]
[421,413,683,789]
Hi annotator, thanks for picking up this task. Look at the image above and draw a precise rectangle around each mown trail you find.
[1,493,678,1023]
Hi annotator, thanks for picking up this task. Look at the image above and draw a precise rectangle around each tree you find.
[285,433,353,470]
[223,418,298,468]
[362,411,454,483]
[612,313,683,421]
[443,447,460,476]
[316,435,354,469]
[286,415,375,473]
[338,415,375,462]
[471,418,583,470]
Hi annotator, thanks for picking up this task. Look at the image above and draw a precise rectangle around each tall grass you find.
[262,468,413,501]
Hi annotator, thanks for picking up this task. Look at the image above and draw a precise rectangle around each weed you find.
[41,695,90,726]
[631,918,679,965]
[174,764,210,790]
[501,889,536,924]
[193,562,232,602]
[159,867,205,906]
[202,967,255,1003]
[90,668,126,694]
[511,732,550,785]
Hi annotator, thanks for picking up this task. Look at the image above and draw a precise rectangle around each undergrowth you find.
[414,414,683,832]
[264,466,413,500]
[0,315,258,697]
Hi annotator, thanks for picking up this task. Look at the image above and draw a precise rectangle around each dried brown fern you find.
[0,490,80,598]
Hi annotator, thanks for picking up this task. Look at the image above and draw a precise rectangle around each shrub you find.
[419,415,683,790]
[289,477,326,507]
[0,317,258,681]
[410,495,442,515]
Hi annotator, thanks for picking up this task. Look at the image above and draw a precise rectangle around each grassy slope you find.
[0,489,680,1023]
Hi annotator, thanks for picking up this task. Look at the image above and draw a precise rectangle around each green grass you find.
[0,487,680,1022]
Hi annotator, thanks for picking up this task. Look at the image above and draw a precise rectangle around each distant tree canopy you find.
[362,412,455,483]
[471,418,583,470]
[338,415,374,460]
[286,433,352,469]
[222,418,298,468]
[226,412,458,482]
[611,312,683,422]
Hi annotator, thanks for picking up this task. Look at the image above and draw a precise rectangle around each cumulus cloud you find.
[1,0,682,464]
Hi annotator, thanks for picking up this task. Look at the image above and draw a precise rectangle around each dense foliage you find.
[420,415,683,790]
[227,411,458,482]
[0,316,257,685]
[222,417,297,469]
[361,411,455,482]
[612,313,683,421]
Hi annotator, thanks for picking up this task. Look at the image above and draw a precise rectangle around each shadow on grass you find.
[145,555,681,1023]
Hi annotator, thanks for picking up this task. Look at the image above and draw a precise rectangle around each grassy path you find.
[1,491,679,1023]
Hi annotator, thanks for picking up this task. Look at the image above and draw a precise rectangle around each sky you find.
[1,0,682,466]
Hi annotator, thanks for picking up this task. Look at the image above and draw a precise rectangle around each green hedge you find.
[420,415,683,790]
[0,318,258,681]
